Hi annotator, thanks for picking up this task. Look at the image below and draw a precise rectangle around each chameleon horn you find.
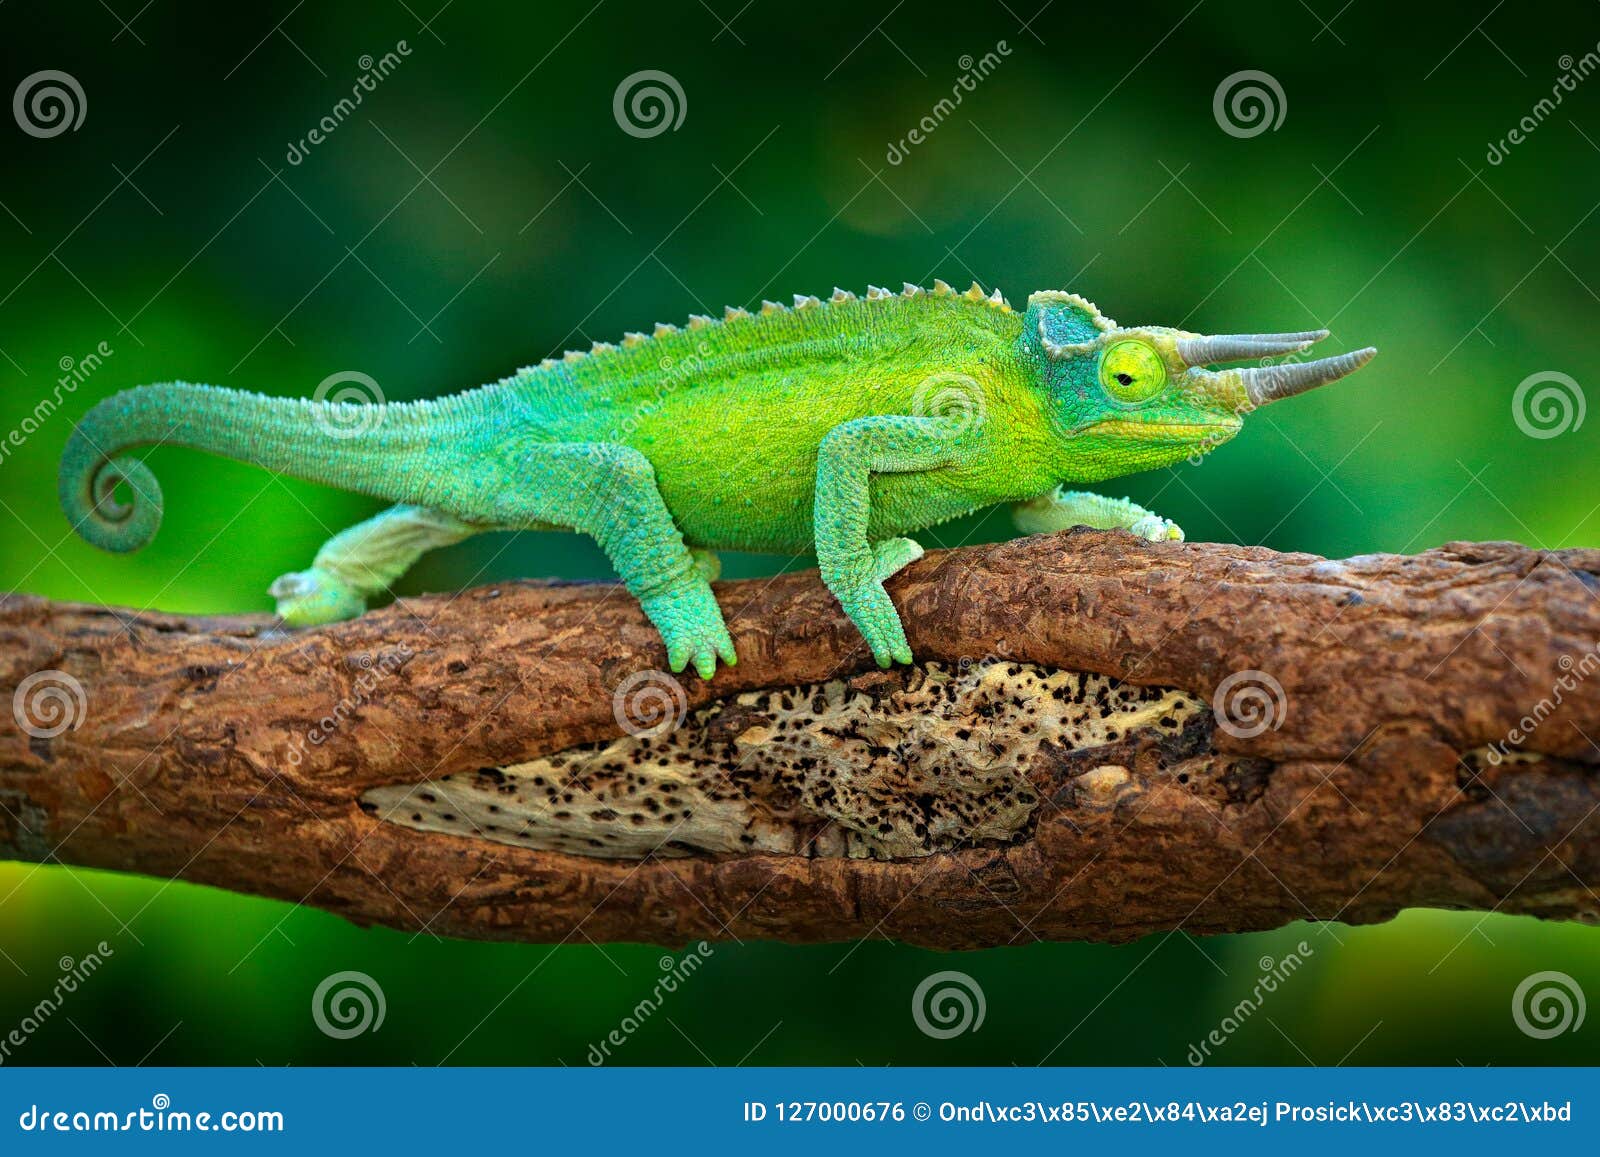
[1236,347,1378,407]
[1177,330,1329,365]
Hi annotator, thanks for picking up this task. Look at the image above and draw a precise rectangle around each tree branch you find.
[3,532,1599,948]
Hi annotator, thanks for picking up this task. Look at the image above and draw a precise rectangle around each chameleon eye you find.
[1098,340,1167,404]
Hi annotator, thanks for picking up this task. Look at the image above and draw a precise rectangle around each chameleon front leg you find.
[271,504,485,627]
[1012,486,1185,542]
[813,415,963,667]
[501,442,735,679]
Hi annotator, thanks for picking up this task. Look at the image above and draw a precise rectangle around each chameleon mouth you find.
[1088,419,1237,441]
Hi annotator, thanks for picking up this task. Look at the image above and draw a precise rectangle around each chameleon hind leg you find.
[497,441,735,679]
[271,504,488,626]
[813,415,963,667]
[1012,487,1185,542]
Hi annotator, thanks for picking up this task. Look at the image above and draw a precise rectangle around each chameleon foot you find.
[833,578,913,669]
[640,580,736,680]
[1129,514,1185,542]
[269,566,367,627]
[869,536,924,584]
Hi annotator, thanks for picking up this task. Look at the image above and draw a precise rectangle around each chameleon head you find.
[1024,291,1377,476]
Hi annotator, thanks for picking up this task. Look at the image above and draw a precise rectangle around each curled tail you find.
[59,381,489,552]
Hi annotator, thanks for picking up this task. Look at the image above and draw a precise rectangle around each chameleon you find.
[58,281,1375,678]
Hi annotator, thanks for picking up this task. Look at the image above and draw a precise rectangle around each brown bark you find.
[2,531,1599,948]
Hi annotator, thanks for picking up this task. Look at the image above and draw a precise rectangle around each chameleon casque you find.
[59,282,1375,678]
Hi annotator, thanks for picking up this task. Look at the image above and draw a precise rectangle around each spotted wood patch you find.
[361,661,1204,860]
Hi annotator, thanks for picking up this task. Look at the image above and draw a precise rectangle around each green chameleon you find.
[59,282,1374,678]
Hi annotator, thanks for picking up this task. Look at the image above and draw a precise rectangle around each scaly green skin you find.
[58,282,1376,677]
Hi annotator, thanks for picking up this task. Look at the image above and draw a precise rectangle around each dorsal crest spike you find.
[902,282,923,296]
[932,279,955,296]
[621,331,648,348]
[687,314,713,329]
[760,300,786,315]
[794,293,821,309]
[562,349,586,364]
[653,322,678,337]
[964,281,987,302]
[866,285,890,300]
[831,287,856,303]
[590,340,617,354]
[724,305,750,322]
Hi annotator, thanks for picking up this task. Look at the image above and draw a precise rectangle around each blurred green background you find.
[2,0,1599,1065]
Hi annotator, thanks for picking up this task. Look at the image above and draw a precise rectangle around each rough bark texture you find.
[3,531,1599,949]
